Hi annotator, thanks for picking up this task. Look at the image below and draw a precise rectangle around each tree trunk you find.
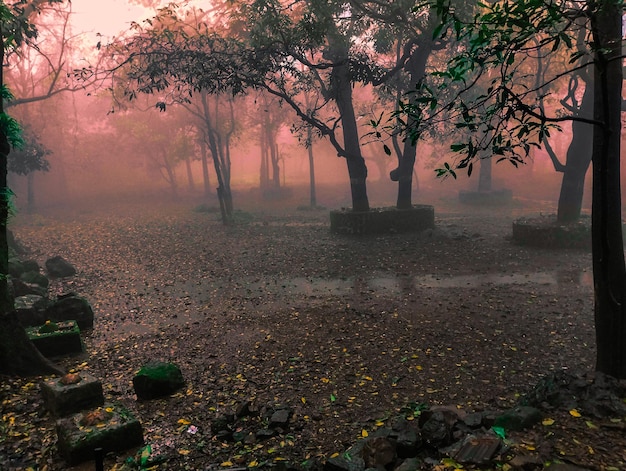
[557,84,593,223]
[478,156,492,192]
[395,43,432,209]
[199,137,211,198]
[0,40,63,377]
[184,157,195,192]
[307,127,317,207]
[330,47,369,211]
[201,91,232,223]
[590,1,626,379]
[26,172,35,213]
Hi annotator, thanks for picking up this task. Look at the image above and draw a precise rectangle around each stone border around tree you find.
[511,214,592,250]
[329,205,435,235]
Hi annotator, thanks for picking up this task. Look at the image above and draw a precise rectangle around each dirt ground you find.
[2,187,625,470]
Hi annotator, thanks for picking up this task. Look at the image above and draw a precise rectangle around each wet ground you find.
[4,193,618,470]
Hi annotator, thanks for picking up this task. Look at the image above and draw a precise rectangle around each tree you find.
[404,0,624,378]
[227,0,374,210]
[7,126,50,212]
[1,0,64,376]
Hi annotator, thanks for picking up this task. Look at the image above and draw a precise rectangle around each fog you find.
[4,0,621,218]
[7,98,595,218]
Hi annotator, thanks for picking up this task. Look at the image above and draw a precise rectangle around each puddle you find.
[167,269,593,301]
[111,270,593,335]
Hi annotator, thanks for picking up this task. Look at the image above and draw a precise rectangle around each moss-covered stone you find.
[41,372,104,417]
[56,404,143,465]
[26,320,84,357]
[133,361,185,400]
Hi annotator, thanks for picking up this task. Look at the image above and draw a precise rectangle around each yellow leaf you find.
[249,461,258,467]
[221,461,233,467]
[274,457,287,461]
[178,418,191,425]
[361,429,369,438]
[301,397,306,404]
[569,409,581,417]
[375,421,385,427]
[105,407,114,413]
[321,377,330,383]
[330,453,340,458]
[415,365,423,371]
[588,446,594,454]
[363,376,373,381]
[178,449,190,455]
[542,418,555,426]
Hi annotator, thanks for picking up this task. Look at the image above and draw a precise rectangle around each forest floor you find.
[2,187,625,471]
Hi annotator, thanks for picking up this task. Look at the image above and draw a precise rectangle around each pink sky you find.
[70,0,152,38]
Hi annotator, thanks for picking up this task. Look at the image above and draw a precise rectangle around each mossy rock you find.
[133,361,185,400]
[26,320,84,357]
[56,403,143,465]
[330,205,435,235]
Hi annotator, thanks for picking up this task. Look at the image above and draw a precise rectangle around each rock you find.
[394,457,422,471]
[211,413,235,435]
[451,434,502,464]
[45,294,94,330]
[494,406,542,432]
[395,429,420,458]
[255,428,277,440]
[8,257,24,278]
[520,371,626,418]
[270,407,291,427]
[45,255,77,277]
[14,294,48,327]
[20,270,49,288]
[463,412,486,428]
[132,361,185,400]
[11,278,47,298]
[362,436,396,470]
[420,411,454,448]
[56,403,143,465]
[40,372,104,417]
[7,229,27,254]
[325,453,365,471]
[22,259,40,272]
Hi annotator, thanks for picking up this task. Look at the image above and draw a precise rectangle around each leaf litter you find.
[2,199,625,470]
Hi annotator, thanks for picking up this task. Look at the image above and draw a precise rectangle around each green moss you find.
[38,320,59,333]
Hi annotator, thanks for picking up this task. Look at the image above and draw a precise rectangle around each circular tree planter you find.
[330,205,435,235]
[512,214,591,250]
[459,189,513,205]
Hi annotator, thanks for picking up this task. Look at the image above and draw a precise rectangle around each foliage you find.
[7,126,51,175]
[0,86,24,150]
[398,0,597,177]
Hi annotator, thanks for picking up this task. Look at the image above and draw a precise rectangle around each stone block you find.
[40,372,104,417]
[26,320,84,357]
[56,403,144,465]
